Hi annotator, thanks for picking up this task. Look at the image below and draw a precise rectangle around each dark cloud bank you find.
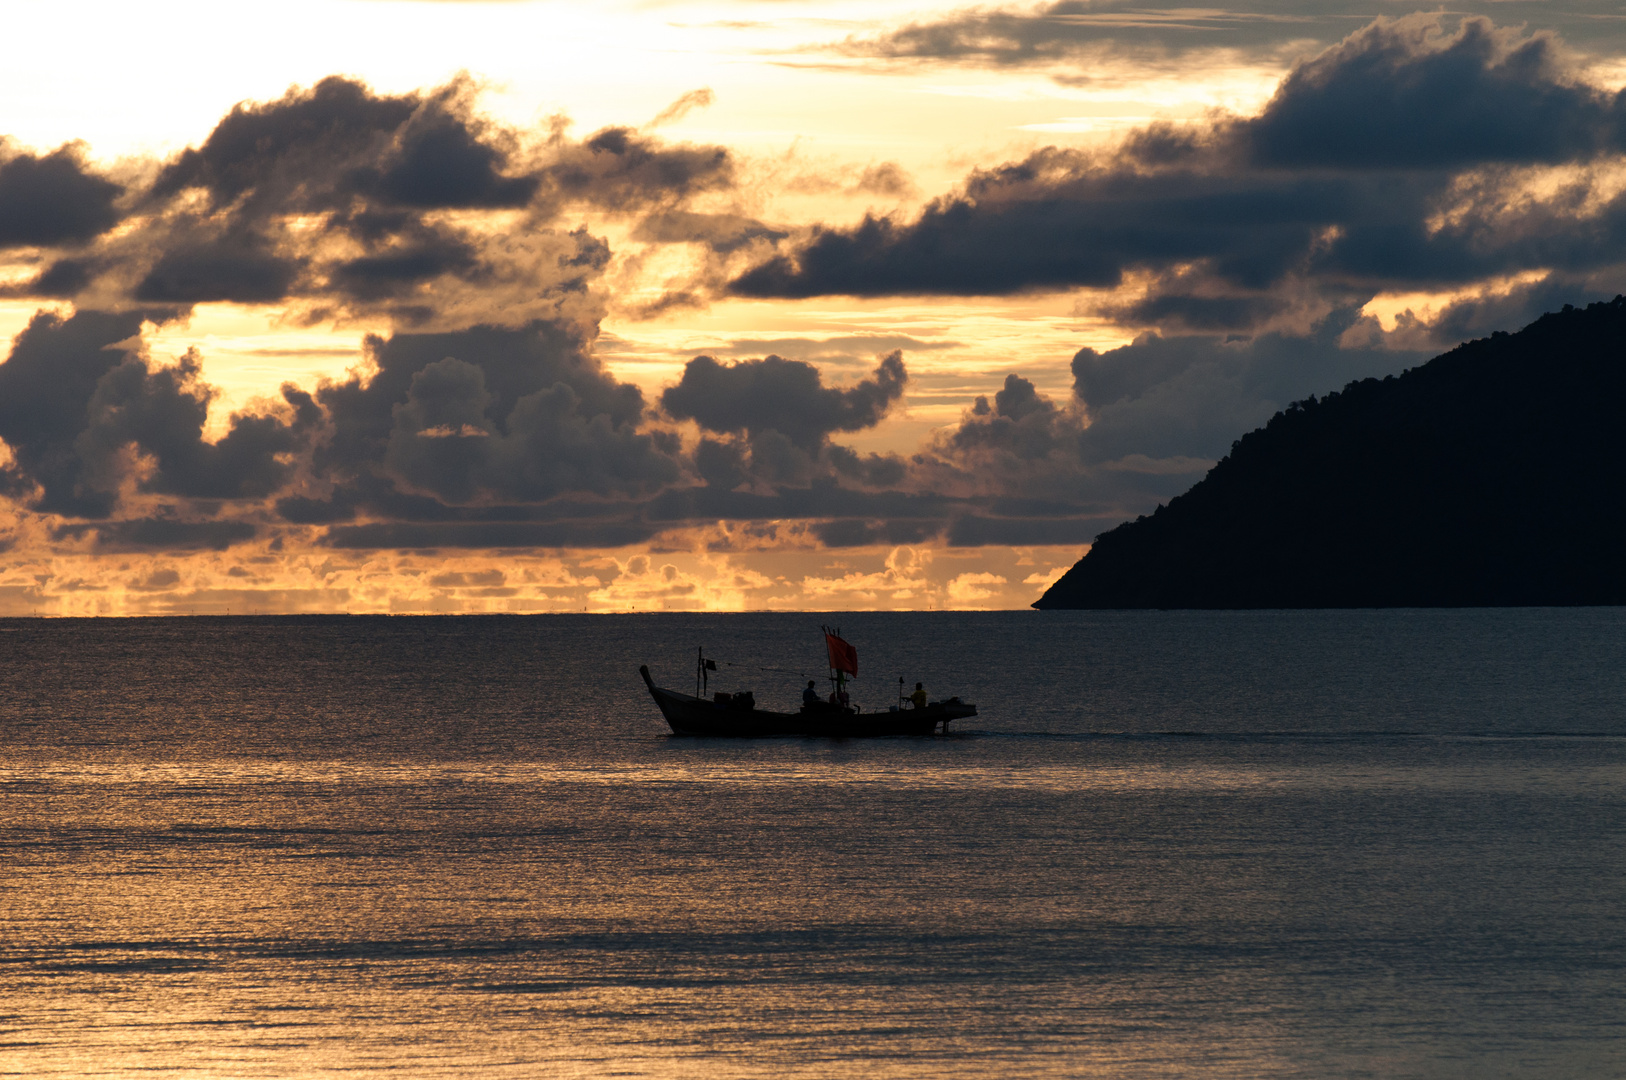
[2,16,1623,560]
[744,17,1626,316]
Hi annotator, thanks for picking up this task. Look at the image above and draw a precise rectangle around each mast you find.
[694,647,718,697]
[821,624,858,709]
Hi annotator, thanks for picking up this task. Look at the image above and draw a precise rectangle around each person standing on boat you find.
[804,680,820,707]
[910,682,927,709]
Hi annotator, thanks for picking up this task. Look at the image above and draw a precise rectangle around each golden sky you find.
[1,0,1624,613]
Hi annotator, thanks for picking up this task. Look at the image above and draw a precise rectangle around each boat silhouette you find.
[638,665,976,736]
[638,628,976,737]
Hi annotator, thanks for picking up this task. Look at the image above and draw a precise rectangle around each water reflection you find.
[2,612,1625,1076]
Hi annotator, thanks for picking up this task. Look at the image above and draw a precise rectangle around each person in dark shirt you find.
[803,680,820,707]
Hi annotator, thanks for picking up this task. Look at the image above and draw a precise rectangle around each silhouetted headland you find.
[1036,298,1626,609]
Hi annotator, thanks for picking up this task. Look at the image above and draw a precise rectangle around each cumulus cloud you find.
[2,75,739,329]
[0,309,154,518]
[657,349,910,497]
[1246,19,1626,169]
[77,348,320,500]
[0,309,320,524]
[382,358,677,503]
[662,349,906,451]
[260,320,681,545]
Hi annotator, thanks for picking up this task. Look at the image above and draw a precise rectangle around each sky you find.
[2,0,1625,614]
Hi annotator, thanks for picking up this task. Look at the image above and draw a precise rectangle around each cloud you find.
[53,517,258,551]
[76,348,320,500]
[130,568,181,591]
[9,257,100,299]
[734,16,1626,326]
[810,516,941,548]
[1246,18,1623,169]
[0,306,1206,559]
[540,124,735,215]
[708,334,959,363]
[631,210,786,255]
[1370,272,1624,351]
[292,320,679,524]
[657,350,909,494]
[0,307,1421,564]
[374,106,540,209]
[854,162,916,198]
[0,73,1113,563]
[327,227,481,301]
[285,309,1424,557]
[85,76,549,315]
[0,309,160,518]
[833,1,1626,68]
[662,349,907,451]
[946,571,1007,604]
[3,42,1594,569]
[0,142,123,248]
[382,359,678,503]
[134,239,303,304]
[2,75,740,331]
[0,309,320,528]
[648,88,715,129]
[147,76,417,211]
[321,520,655,549]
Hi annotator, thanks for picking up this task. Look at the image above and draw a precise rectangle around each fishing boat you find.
[639,628,977,737]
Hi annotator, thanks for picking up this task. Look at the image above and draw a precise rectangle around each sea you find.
[2,609,1624,1078]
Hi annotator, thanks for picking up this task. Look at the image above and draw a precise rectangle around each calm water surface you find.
[2,610,1624,1077]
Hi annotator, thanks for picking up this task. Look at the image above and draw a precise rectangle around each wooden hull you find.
[639,666,975,737]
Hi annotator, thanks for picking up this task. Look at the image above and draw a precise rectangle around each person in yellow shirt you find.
[909,682,928,709]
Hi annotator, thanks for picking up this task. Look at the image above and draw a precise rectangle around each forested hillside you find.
[1036,298,1626,608]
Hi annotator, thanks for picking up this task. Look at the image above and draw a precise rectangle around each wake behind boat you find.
[639,628,977,737]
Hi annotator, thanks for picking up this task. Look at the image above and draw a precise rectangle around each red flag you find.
[825,632,857,676]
